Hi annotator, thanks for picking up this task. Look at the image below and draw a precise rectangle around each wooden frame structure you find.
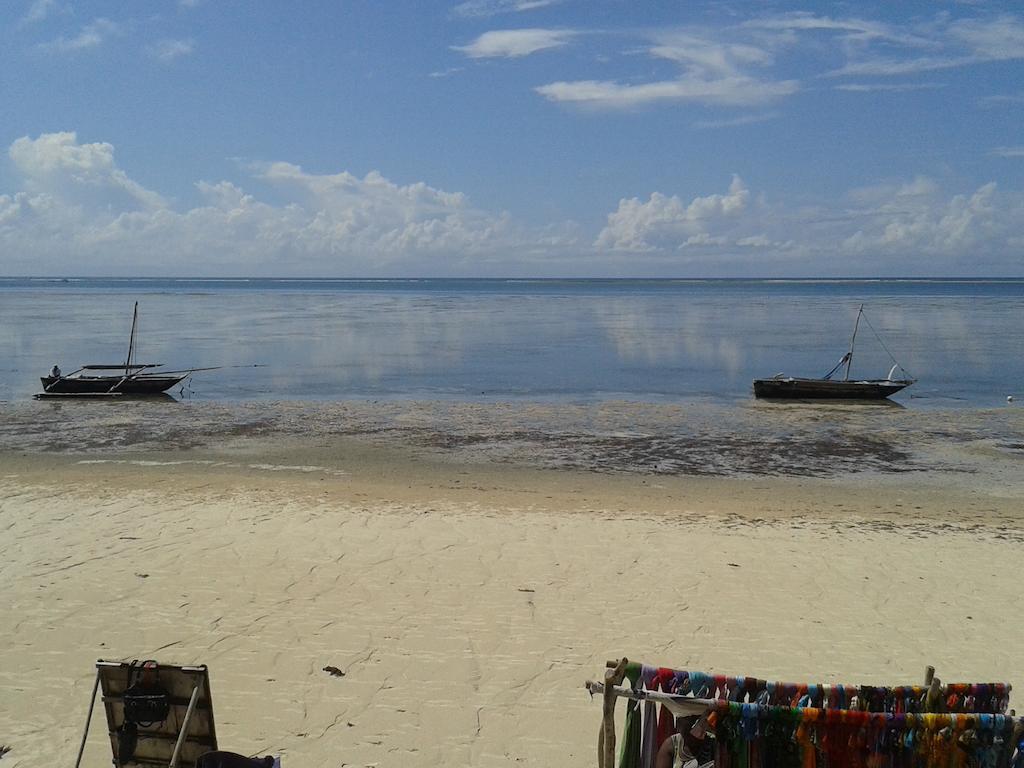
[75,660,219,768]
[587,659,1015,768]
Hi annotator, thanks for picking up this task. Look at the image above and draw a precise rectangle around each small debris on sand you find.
[323,666,345,677]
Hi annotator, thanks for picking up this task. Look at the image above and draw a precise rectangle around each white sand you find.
[1,447,1022,768]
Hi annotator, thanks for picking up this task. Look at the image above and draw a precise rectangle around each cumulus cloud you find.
[3,133,1023,277]
[454,28,574,58]
[596,176,751,251]
[593,173,1024,274]
[840,179,1009,258]
[0,132,574,276]
[9,132,165,210]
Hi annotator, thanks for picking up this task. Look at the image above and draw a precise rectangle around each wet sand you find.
[1,399,1023,767]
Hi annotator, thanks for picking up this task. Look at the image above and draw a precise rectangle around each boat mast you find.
[845,304,863,381]
[125,301,139,376]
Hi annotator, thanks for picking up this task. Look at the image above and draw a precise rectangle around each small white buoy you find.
[1009,395,1015,402]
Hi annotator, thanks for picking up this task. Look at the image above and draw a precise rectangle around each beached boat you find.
[753,305,915,400]
[36,302,199,398]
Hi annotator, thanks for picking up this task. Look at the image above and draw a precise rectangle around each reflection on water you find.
[0,279,1022,406]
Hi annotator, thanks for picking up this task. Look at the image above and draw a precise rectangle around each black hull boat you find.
[38,371,188,396]
[35,302,208,399]
[753,305,915,401]
[752,376,912,400]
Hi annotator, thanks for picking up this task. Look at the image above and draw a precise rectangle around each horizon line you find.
[3,275,1024,282]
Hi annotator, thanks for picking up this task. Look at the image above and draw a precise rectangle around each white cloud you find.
[733,11,1024,83]
[979,92,1024,107]
[826,13,1024,76]
[148,38,195,62]
[465,11,1024,112]
[9,132,165,210]
[454,28,573,59]
[537,75,797,109]
[744,12,933,50]
[536,32,798,109]
[836,82,945,92]
[693,112,779,129]
[840,180,1008,257]
[0,133,575,276]
[40,17,119,53]
[650,34,776,74]
[429,67,464,78]
[589,173,1024,274]
[451,0,563,18]
[3,134,1023,277]
[21,0,60,24]
[949,14,1024,60]
[596,176,750,251]
[991,146,1024,158]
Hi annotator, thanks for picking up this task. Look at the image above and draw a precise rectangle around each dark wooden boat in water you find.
[38,365,190,396]
[753,305,915,400]
[36,302,201,398]
[752,375,911,399]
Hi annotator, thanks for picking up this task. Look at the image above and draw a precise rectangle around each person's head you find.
[676,715,706,749]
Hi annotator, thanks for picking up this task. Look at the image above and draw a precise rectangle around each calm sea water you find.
[1,277,1022,407]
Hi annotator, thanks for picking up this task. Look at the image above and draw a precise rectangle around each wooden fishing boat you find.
[36,302,201,398]
[752,375,911,399]
[753,305,915,400]
[38,365,190,396]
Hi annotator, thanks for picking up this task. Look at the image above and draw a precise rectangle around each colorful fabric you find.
[621,663,1011,714]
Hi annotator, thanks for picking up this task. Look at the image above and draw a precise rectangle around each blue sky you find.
[1,0,1023,277]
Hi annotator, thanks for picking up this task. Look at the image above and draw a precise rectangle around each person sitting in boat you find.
[50,364,62,378]
[656,714,712,768]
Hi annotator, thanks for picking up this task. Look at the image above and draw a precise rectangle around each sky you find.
[1,0,1023,278]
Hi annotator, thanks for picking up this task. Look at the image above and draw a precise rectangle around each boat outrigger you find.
[753,305,915,400]
[36,302,209,398]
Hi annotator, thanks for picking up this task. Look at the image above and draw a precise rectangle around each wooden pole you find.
[926,677,941,712]
[600,658,628,768]
[845,304,863,381]
[169,684,201,768]
[73,671,102,768]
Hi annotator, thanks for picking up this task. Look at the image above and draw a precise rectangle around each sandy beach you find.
[2,400,1024,768]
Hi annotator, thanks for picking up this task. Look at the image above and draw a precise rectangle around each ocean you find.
[1,277,1022,406]
[2,277,1022,481]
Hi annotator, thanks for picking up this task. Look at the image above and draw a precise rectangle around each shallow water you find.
[2,279,1022,482]
[1,277,1022,407]
[2,398,1022,489]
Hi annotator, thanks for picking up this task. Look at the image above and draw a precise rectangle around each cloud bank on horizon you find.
[1,2,1023,276]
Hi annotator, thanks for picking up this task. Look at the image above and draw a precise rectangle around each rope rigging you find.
[859,310,914,380]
